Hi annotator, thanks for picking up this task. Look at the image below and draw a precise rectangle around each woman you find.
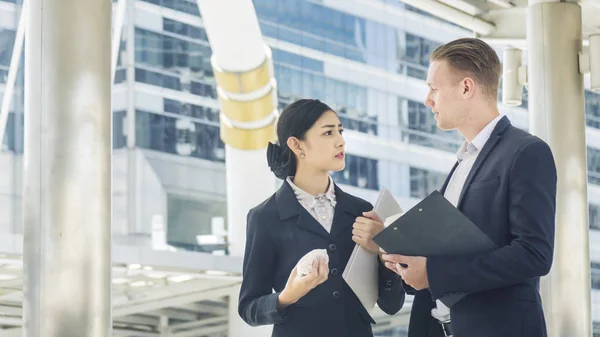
[238,99,405,337]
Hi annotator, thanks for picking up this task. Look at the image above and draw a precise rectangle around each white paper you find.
[342,187,403,313]
[297,249,329,277]
[373,187,404,225]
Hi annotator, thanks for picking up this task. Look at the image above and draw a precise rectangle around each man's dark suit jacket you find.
[239,180,405,337]
[408,116,557,337]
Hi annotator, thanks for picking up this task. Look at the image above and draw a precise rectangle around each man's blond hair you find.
[431,38,502,99]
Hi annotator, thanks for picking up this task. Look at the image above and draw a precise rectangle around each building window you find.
[140,0,200,16]
[590,204,600,230]
[592,262,600,290]
[135,68,181,90]
[274,63,376,136]
[0,29,16,85]
[167,196,228,253]
[253,0,367,62]
[164,99,219,122]
[332,154,379,190]
[0,29,15,68]
[587,147,600,185]
[135,110,225,162]
[401,33,441,80]
[405,99,462,152]
[272,48,324,73]
[586,90,600,129]
[135,28,214,85]
[409,167,446,199]
[0,112,22,153]
[114,68,127,84]
[163,18,208,41]
[113,111,127,149]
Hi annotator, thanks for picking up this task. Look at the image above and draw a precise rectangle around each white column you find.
[23,0,112,336]
[527,2,591,337]
[196,0,277,258]
[196,1,277,336]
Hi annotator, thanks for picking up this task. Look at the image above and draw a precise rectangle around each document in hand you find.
[372,190,497,307]
[342,188,403,313]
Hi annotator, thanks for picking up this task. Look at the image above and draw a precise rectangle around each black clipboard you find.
[372,190,497,307]
[373,190,497,257]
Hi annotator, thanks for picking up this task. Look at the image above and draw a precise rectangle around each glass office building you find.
[1,0,599,335]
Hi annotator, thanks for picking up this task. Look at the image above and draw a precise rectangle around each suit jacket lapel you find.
[440,162,459,195]
[297,211,331,239]
[276,180,331,240]
[456,116,511,209]
[330,184,361,239]
[276,180,362,239]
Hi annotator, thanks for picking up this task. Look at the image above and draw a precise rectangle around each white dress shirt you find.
[287,176,337,233]
[432,114,503,323]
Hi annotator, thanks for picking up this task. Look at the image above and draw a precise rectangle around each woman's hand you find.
[352,210,384,253]
[277,257,329,309]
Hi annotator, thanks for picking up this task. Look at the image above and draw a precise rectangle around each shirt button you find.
[331,268,338,276]
[332,290,341,299]
[322,216,327,220]
[328,244,336,251]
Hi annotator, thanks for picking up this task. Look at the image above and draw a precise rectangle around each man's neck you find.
[459,109,500,143]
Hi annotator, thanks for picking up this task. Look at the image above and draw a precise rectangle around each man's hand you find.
[353,211,384,253]
[381,254,429,290]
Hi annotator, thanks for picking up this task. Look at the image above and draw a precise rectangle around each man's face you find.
[424,60,469,131]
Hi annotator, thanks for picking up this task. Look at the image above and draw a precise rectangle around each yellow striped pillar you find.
[196,1,276,335]
[214,45,278,153]
[213,44,278,257]
[197,0,278,258]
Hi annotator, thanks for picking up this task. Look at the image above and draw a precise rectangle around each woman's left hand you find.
[352,210,384,253]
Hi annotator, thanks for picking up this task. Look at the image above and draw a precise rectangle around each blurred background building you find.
[0,0,599,336]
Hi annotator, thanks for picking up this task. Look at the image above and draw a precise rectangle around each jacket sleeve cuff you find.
[379,256,401,290]
[266,292,288,324]
[427,256,466,304]
[426,255,445,299]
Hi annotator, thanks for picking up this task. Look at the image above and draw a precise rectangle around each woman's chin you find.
[329,162,346,172]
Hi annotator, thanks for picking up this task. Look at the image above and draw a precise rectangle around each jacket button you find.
[330,268,338,276]
[332,290,341,299]
[328,244,337,251]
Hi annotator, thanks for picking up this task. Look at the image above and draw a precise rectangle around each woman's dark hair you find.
[267,99,334,179]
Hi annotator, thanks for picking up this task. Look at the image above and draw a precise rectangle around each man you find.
[380,38,557,337]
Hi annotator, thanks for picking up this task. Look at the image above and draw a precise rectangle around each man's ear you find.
[461,77,475,99]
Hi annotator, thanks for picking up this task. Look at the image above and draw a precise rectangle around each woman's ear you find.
[287,137,303,156]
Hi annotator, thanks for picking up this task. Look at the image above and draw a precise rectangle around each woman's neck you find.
[291,169,330,196]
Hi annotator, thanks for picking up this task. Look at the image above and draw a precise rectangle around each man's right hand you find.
[277,257,329,309]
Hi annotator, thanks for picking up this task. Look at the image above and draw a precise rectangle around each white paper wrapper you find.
[296,249,329,277]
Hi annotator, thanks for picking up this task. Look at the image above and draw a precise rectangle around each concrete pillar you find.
[527,2,591,336]
[23,0,112,336]
[195,0,277,336]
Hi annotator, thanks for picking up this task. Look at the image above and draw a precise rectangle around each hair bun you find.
[267,142,291,180]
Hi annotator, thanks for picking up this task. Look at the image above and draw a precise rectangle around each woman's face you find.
[288,110,346,173]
